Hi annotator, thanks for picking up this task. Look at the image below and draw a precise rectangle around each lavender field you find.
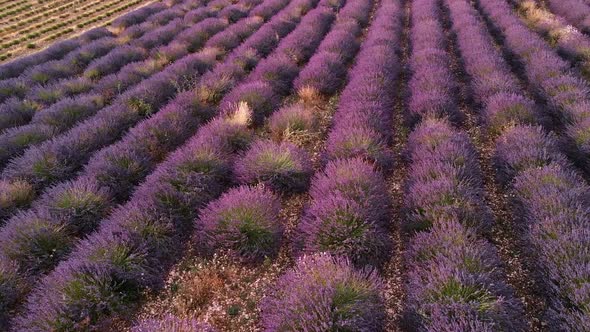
[0,0,590,330]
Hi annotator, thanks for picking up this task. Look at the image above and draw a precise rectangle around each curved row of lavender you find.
[476,0,590,177]
[0,0,237,171]
[468,0,590,328]
[512,0,590,80]
[400,0,526,330]
[0,0,296,318]
[0,0,286,318]
[256,0,402,330]
[5,0,343,328]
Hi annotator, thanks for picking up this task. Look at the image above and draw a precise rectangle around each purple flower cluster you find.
[0,256,22,313]
[235,139,313,193]
[298,158,391,266]
[268,103,316,141]
[262,253,385,331]
[133,315,216,332]
[0,78,27,103]
[8,0,322,324]
[195,185,282,261]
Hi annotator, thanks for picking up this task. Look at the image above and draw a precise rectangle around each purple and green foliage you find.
[262,253,385,331]
[195,185,282,262]
[235,139,313,193]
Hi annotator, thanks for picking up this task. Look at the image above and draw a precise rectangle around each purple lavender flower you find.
[310,158,391,224]
[262,253,385,331]
[33,176,112,234]
[405,220,525,331]
[195,185,282,262]
[248,54,299,96]
[494,125,567,184]
[0,209,73,274]
[234,139,313,193]
[220,81,280,125]
[484,93,538,135]
[133,315,216,332]
[0,78,28,103]
[294,51,346,95]
[299,192,390,266]
[268,103,315,141]
[325,124,393,169]
[0,98,37,131]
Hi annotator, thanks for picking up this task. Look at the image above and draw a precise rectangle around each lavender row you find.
[514,0,590,79]
[545,0,590,33]
[293,0,372,96]
[260,1,401,330]
[0,4,241,169]
[477,0,590,174]
[0,0,285,308]
[407,0,459,124]
[321,0,402,169]
[0,1,218,110]
[0,36,118,104]
[295,0,401,264]
[4,0,326,328]
[447,0,590,328]
[401,0,527,329]
[493,125,590,329]
[403,118,525,330]
[0,24,120,80]
[0,0,210,134]
[0,5,254,197]
[0,2,191,103]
